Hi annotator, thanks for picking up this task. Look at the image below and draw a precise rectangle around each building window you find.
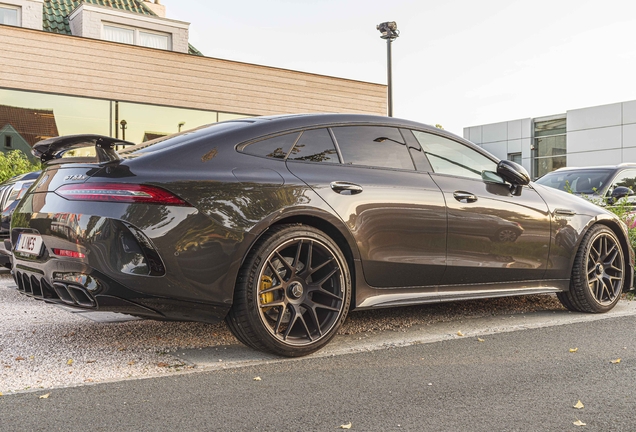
[103,25,134,44]
[4,135,12,148]
[508,152,522,164]
[103,24,170,50]
[0,5,19,26]
[139,31,169,50]
[533,118,566,178]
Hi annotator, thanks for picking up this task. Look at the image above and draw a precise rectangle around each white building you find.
[463,100,636,179]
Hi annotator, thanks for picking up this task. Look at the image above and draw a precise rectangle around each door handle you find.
[330,181,363,195]
[453,191,477,203]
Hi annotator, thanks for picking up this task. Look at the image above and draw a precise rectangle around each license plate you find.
[15,233,43,256]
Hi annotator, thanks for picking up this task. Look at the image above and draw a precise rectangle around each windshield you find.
[535,169,614,194]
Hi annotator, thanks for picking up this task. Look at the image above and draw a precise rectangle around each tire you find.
[225,224,351,357]
[557,225,625,313]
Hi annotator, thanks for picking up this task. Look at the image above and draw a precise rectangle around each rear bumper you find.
[12,263,230,323]
[10,191,245,323]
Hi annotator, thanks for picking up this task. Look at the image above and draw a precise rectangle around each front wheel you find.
[226,225,351,357]
[557,225,625,313]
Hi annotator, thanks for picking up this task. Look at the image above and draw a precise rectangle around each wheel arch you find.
[595,219,634,292]
[242,210,360,310]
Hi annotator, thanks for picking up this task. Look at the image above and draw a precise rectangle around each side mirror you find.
[610,186,633,203]
[497,160,530,196]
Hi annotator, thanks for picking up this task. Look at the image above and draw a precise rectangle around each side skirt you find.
[353,258,569,309]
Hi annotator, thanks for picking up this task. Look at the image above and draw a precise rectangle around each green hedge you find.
[0,151,41,183]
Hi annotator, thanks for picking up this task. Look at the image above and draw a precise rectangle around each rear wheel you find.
[557,225,625,313]
[226,225,351,357]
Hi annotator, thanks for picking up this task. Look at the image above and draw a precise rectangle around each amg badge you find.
[64,175,87,181]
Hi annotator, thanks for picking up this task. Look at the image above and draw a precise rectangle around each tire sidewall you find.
[574,226,625,312]
[240,225,351,357]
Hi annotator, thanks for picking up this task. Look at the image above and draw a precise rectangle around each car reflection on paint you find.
[0,171,40,269]
[450,212,524,242]
[8,114,635,357]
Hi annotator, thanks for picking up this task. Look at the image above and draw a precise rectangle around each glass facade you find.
[533,118,566,178]
[0,88,251,159]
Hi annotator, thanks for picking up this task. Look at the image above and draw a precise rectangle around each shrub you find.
[0,151,41,183]
[565,180,636,292]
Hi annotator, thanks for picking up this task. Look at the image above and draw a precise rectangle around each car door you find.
[285,126,447,288]
[409,129,552,287]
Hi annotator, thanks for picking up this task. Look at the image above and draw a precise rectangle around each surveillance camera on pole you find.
[376,21,399,117]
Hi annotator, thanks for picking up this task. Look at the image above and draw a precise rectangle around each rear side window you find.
[288,128,339,163]
[332,126,414,170]
[243,132,300,159]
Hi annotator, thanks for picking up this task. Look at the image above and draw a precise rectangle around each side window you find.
[242,132,300,159]
[413,131,497,180]
[332,126,414,170]
[288,128,339,163]
[610,170,636,192]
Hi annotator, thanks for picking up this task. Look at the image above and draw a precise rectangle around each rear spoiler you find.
[32,135,135,164]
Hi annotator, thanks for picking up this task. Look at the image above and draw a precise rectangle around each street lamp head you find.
[376,21,399,40]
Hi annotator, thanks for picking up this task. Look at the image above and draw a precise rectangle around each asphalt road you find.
[1,315,634,431]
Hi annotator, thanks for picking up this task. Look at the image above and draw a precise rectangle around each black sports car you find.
[10,114,634,356]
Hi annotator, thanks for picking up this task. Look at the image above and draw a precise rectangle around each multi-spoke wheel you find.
[226,225,351,357]
[493,228,520,243]
[557,225,625,313]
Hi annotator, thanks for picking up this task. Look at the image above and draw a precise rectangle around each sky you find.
[161,0,636,136]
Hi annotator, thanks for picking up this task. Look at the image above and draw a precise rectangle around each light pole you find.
[120,119,127,141]
[376,21,399,117]
[178,121,185,132]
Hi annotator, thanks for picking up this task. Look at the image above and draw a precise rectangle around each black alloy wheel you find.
[557,225,625,313]
[226,225,351,357]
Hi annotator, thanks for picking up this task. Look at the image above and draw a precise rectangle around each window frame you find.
[0,3,20,27]
[102,22,172,50]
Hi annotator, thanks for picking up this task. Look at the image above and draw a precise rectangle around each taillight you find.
[55,183,191,206]
[52,248,86,259]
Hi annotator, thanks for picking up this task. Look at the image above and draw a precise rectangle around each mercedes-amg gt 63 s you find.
[10,114,634,356]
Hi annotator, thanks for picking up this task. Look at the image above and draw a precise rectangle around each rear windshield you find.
[119,121,249,155]
[535,169,614,194]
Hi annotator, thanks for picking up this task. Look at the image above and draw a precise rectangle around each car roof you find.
[220,113,472,147]
[551,163,636,173]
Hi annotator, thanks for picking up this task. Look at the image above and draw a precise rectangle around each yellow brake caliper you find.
[260,275,274,306]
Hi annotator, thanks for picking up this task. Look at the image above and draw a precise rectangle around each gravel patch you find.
[0,273,566,394]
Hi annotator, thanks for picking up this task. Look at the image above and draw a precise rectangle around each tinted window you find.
[535,169,613,194]
[413,131,496,179]
[332,126,413,170]
[288,129,339,163]
[243,133,300,159]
